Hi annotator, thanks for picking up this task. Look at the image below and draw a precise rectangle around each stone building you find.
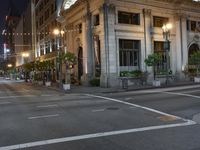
[59,0,200,87]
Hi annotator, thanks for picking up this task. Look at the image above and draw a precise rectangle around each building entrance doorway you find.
[78,47,83,83]
[188,43,200,74]
[188,43,199,57]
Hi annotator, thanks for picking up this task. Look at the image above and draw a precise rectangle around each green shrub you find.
[120,71,129,77]
[120,70,143,77]
[90,78,100,86]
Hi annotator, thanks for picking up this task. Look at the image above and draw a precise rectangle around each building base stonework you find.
[100,73,119,88]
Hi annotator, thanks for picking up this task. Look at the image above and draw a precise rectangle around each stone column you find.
[143,9,154,81]
[143,9,152,71]
[174,14,188,80]
[81,13,94,85]
[181,16,188,71]
[175,15,182,75]
[100,4,118,87]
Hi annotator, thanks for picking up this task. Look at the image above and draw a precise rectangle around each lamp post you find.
[162,23,172,85]
[53,28,65,88]
[22,53,29,62]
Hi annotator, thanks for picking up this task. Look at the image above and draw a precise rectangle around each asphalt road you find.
[0,79,200,150]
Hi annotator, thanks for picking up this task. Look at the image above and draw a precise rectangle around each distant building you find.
[15,1,35,68]
[4,0,20,68]
[59,0,200,87]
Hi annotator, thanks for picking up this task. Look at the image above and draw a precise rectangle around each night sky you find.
[0,0,29,54]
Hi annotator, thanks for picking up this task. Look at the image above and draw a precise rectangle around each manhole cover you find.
[106,107,119,110]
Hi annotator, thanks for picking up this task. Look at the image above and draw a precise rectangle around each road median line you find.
[0,120,195,150]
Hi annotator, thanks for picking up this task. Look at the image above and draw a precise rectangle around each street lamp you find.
[7,64,12,68]
[22,53,29,58]
[162,23,172,84]
[53,28,65,88]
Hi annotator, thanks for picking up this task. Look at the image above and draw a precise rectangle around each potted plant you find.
[145,53,162,86]
[189,51,200,83]
[43,61,54,87]
[60,52,77,90]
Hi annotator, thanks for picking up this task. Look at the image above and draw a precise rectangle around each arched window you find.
[188,44,199,57]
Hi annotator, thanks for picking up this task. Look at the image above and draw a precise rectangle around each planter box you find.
[45,81,51,87]
[194,77,200,83]
[152,80,161,87]
[63,84,70,90]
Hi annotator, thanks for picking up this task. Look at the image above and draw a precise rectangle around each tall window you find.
[191,21,197,31]
[154,41,168,72]
[78,23,82,33]
[186,20,200,32]
[119,39,140,66]
[118,11,140,25]
[45,41,50,54]
[153,16,168,27]
[40,45,44,56]
[94,14,100,26]
[45,9,50,20]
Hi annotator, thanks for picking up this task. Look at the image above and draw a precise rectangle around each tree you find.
[145,53,161,80]
[24,62,34,82]
[60,51,77,84]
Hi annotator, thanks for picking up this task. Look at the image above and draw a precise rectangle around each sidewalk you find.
[44,80,200,94]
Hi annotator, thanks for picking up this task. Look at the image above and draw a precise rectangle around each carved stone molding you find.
[174,12,188,21]
[99,3,116,14]
[143,9,151,17]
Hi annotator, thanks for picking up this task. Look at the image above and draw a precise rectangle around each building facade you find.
[15,1,35,68]
[33,0,64,82]
[3,0,20,68]
[59,0,200,87]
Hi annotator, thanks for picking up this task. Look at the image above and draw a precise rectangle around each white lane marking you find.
[182,89,200,94]
[37,104,58,108]
[85,94,190,122]
[0,95,35,99]
[0,102,11,105]
[0,121,195,150]
[28,114,59,120]
[163,92,200,99]
[92,109,105,112]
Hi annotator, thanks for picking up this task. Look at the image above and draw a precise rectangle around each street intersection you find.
[0,80,200,150]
